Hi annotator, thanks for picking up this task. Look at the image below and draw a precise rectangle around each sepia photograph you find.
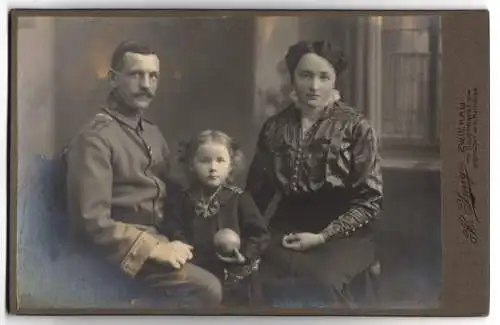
[8,10,488,316]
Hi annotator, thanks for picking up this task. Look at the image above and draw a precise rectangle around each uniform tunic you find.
[246,101,383,291]
[66,103,171,277]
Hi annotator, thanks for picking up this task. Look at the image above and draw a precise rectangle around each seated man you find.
[66,40,222,307]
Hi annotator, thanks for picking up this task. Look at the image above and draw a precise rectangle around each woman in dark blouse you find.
[246,40,383,301]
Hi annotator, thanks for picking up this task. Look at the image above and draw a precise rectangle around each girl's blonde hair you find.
[178,130,245,184]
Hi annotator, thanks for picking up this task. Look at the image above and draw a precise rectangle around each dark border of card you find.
[7,9,490,317]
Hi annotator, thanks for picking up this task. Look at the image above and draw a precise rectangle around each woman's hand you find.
[282,232,326,251]
[216,248,246,264]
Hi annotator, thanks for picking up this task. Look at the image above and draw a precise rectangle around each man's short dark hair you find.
[110,40,156,71]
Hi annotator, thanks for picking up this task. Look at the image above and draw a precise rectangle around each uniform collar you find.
[102,94,144,132]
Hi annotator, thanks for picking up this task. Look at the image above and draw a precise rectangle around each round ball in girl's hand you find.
[213,228,241,256]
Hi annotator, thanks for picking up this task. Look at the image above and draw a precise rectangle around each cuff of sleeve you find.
[321,210,373,240]
[120,232,160,278]
[320,222,343,240]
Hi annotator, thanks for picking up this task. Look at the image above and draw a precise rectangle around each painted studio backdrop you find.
[15,14,442,309]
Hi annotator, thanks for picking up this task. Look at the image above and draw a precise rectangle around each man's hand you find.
[282,232,326,251]
[150,240,193,269]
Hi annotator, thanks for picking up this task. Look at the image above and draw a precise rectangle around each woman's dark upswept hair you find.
[285,40,348,81]
[178,130,245,185]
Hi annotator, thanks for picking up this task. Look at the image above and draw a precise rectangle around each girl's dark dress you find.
[161,184,270,282]
[246,101,383,292]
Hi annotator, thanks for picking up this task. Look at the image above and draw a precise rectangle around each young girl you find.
[160,130,270,292]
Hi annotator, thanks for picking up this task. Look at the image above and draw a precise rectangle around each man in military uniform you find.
[66,40,223,306]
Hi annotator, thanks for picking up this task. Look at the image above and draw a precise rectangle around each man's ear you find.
[107,69,118,88]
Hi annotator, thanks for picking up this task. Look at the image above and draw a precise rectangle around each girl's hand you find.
[282,232,326,251]
[216,248,246,264]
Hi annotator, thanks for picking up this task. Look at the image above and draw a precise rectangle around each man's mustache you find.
[134,91,154,98]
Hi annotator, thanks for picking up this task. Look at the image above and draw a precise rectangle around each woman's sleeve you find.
[237,191,271,260]
[245,120,277,215]
[320,118,384,239]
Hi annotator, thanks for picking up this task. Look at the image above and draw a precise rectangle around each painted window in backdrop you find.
[379,15,441,150]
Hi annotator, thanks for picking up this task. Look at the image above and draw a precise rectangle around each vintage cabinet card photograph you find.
[7,9,489,316]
